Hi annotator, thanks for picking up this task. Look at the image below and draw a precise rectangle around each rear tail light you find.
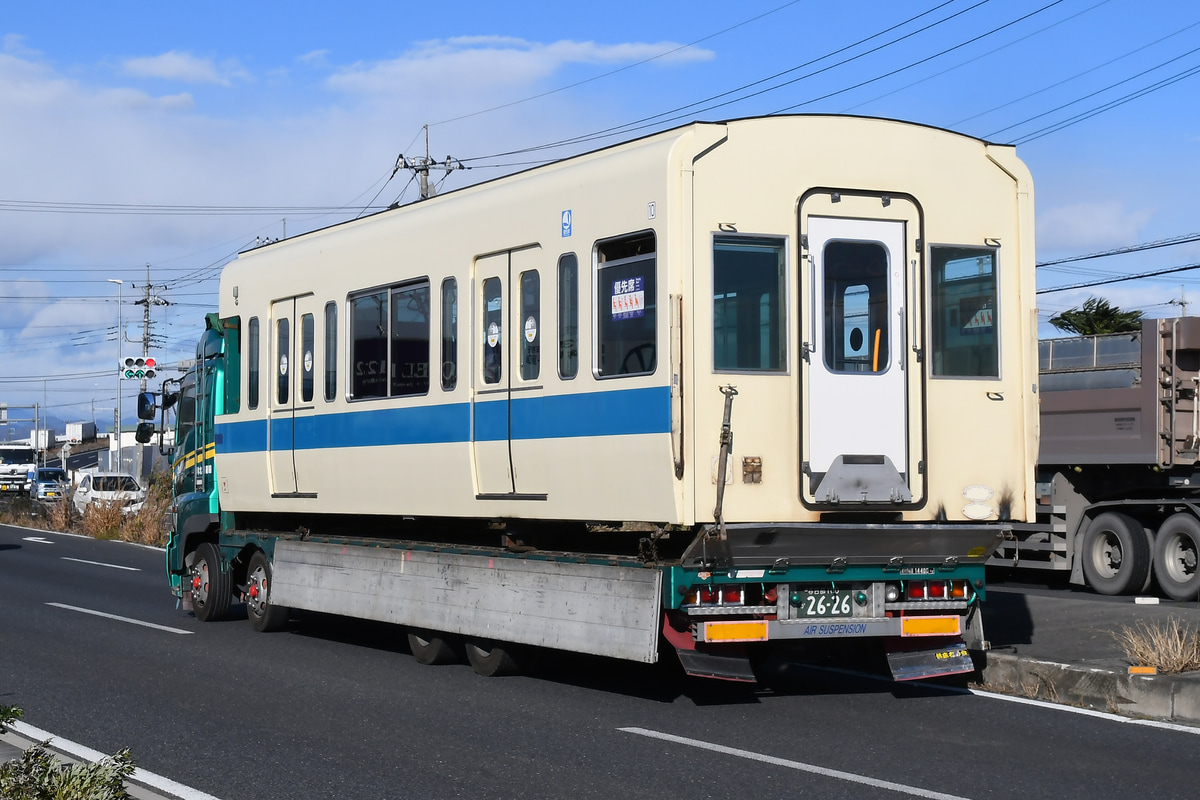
[722,587,743,604]
[901,580,971,602]
[681,583,752,607]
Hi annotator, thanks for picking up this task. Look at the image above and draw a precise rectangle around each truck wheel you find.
[465,639,522,677]
[407,629,461,665]
[1153,513,1200,601]
[1081,512,1150,596]
[246,550,290,632]
[191,542,231,622]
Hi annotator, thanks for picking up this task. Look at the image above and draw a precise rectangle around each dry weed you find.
[1112,617,1200,674]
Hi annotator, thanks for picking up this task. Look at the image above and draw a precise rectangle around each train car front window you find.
[930,246,998,378]
[275,318,290,404]
[301,312,315,403]
[483,277,502,384]
[351,291,388,398]
[596,232,656,377]
[713,237,786,371]
[822,240,890,373]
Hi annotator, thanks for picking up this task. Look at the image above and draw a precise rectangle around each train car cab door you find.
[801,204,923,507]
[269,294,319,497]
[472,248,548,498]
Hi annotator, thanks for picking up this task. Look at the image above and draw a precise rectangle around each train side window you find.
[442,278,457,391]
[300,312,315,403]
[596,232,656,377]
[520,270,540,381]
[930,246,998,378]
[248,317,260,409]
[713,237,786,371]
[483,277,502,384]
[323,302,337,402]
[351,291,388,398]
[390,281,431,397]
[275,318,290,404]
[558,254,578,379]
[822,240,889,373]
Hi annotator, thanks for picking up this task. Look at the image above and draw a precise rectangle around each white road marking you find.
[21,536,53,544]
[7,719,223,800]
[62,556,140,572]
[46,603,191,635]
[619,727,969,800]
[968,688,1200,734]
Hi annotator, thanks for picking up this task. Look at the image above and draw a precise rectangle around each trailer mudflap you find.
[674,647,757,682]
[885,637,973,681]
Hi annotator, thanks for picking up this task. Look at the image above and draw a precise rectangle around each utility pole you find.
[396,125,465,201]
[1170,285,1190,317]
[132,263,169,479]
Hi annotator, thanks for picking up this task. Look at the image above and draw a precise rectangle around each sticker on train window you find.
[612,277,645,320]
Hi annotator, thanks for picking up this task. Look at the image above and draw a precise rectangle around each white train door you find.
[269,294,318,497]
[472,248,548,498]
[802,214,915,505]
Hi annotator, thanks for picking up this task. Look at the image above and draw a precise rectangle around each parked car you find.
[31,467,69,501]
[73,472,146,516]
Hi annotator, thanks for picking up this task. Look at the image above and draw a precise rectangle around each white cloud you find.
[121,51,250,86]
[1036,201,1155,253]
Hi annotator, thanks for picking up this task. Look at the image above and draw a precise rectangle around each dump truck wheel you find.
[191,542,231,622]
[1081,512,1150,595]
[246,550,289,632]
[1154,513,1200,601]
[465,639,522,677]
[407,629,461,665]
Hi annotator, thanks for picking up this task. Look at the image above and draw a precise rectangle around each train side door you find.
[269,294,319,497]
[801,210,921,505]
[472,248,548,497]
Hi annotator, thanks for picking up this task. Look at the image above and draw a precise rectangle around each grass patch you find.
[1112,617,1200,674]
[1,705,135,800]
[0,472,171,548]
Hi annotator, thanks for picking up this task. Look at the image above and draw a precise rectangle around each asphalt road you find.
[2,523,1197,800]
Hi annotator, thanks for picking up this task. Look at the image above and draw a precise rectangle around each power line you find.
[1037,262,1200,295]
[1036,232,1200,268]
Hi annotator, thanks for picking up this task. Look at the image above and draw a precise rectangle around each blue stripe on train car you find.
[214,385,670,454]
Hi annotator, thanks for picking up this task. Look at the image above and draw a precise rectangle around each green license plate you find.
[797,590,853,618]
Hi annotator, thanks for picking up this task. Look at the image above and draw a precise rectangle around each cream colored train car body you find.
[214,115,1035,533]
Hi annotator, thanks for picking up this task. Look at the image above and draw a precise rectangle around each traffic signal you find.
[120,356,157,380]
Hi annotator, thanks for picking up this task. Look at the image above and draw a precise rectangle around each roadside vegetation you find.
[1113,617,1200,674]
[0,705,134,800]
[0,472,171,548]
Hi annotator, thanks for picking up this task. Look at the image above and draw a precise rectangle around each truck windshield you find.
[0,449,36,464]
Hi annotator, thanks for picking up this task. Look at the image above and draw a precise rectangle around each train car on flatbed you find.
[142,115,1037,681]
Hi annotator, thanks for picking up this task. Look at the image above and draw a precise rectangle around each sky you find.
[1,0,1198,433]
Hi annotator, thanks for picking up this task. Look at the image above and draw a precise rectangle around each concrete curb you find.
[980,652,1200,725]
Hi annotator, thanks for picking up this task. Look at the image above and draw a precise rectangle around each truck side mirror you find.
[137,392,157,420]
[135,422,155,444]
[161,391,179,412]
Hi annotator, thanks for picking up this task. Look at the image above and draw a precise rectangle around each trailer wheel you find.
[1081,512,1150,596]
[1153,513,1200,601]
[246,550,289,632]
[465,639,522,677]
[191,542,231,622]
[407,629,461,665]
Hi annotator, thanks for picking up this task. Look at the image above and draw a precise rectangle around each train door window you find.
[558,254,579,379]
[483,277,502,384]
[596,232,656,377]
[930,246,998,377]
[520,270,540,381]
[441,278,457,391]
[389,281,430,397]
[323,302,337,402]
[713,236,786,371]
[350,291,388,398]
[275,318,290,404]
[248,316,260,410]
[822,240,890,373]
[300,312,315,403]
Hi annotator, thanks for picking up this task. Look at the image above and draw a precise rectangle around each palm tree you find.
[1049,296,1142,335]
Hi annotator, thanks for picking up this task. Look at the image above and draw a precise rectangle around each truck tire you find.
[246,550,290,633]
[191,542,232,622]
[465,639,522,677]
[1153,513,1200,601]
[1081,512,1151,596]
[407,629,461,665]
